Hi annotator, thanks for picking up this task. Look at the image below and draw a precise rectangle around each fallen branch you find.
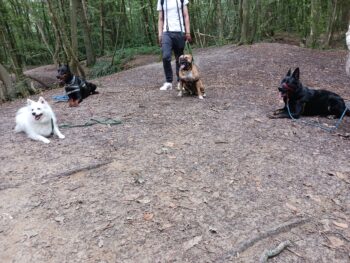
[259,240,291,263]
[218,217,310,262]
[56,161,112,178]
[42,161,112,183]
[25,75,52,89]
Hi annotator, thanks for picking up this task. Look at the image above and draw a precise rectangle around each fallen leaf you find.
[328,236,344,248]
[163,141,175,148]
[335,172,350,184]
[333,221,348,229]
[183,235,202,251]
[286,203,299,213]
[143,212,154,221]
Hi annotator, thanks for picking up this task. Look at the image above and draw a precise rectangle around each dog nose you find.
[278,87,283,92]
[32,112,36,116]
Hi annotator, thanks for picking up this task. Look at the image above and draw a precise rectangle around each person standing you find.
[157,0,192,91]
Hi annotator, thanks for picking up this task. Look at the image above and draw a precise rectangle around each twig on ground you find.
[0,183,21,191]
[285,246,304,259]
[259,240,292,263]
[44,161,112,182]
[218,217,310,262]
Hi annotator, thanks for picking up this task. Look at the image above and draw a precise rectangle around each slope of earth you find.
[0,43,349,263]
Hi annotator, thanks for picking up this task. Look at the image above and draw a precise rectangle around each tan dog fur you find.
[178,54,205,99]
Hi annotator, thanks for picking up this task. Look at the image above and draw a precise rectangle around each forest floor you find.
[1,43,350,263]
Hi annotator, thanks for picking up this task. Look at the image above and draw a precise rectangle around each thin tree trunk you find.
[70,0,79,73]
[100,0,105,56]
[240,0,250,44]
[0,63,13,101]
[325,0,338,47]
[77,0,96,66]
[47,0,86,78]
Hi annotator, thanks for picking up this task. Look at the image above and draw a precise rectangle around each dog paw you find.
[42,138,50,144]
[266,113,277,119]
[58,134,65,139]
[198,95,204,100]
[177,91,183,97]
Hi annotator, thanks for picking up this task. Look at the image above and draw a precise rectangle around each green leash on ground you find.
[59,118,122,129]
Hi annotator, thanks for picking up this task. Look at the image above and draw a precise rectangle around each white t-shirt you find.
[157,0,189,32]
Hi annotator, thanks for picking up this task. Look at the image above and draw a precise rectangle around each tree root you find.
[218,217,310,262]
[259,240,291,263]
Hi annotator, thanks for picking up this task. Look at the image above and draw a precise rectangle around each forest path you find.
[0,43,349,263]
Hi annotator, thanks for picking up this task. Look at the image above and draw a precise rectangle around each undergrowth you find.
[89,46,159,78]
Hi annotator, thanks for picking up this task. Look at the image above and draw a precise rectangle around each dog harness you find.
[64,75,87,95]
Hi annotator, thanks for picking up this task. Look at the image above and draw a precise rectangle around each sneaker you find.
[176,82,181,91]
[159,82,172,91]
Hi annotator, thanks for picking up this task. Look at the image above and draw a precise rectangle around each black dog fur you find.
[57,64,98,107]
[271,67,349,119]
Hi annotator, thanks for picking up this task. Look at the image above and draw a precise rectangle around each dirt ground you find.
[1,43,350,263]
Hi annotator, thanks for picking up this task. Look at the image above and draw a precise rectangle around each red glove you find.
[185,33,192,43]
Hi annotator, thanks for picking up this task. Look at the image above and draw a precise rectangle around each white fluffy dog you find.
[15,97,65,143]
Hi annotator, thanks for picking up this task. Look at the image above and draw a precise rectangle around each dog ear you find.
[286,68,292,76]
[27,99,34,106]
[292,68,300,80]
[38,97,46,104]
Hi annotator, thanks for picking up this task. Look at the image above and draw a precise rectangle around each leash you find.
[59,118,122,129]
[286,101,348,132]
[185,40,193,56]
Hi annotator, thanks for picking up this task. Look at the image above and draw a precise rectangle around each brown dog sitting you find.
[178,54,205,99]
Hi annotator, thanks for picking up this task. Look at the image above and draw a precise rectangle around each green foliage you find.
[0,0,349,72]
[90,46,159,78]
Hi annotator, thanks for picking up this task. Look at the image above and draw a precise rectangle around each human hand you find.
[185,33,192,43]
[158,35,162,47]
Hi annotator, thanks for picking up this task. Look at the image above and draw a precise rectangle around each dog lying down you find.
[178,54,206,99]
[15,97,65,143]
[270,68,350,119]
[56,64,98,107]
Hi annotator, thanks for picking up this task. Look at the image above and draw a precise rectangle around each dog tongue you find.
[180,64,185,70]
[35,115,41,120]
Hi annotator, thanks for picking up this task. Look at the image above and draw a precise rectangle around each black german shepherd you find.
[56,64,98,107]
[271,68,349,119]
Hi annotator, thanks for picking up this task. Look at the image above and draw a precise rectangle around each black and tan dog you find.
[56,64,98,107]
[178,54,205,99]
[270,67,349,119]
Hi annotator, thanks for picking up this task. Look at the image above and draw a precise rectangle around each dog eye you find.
[37,108,41,110]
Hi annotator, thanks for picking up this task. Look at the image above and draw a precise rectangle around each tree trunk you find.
[325,0,338,47]
[240,0,250,44]
[140,0,153,45]
[0,63,13,101]
[308,0,321,47]
[47,0,86,77]
[70,0,79,73]
[77,0,96,66]
[100,0,105,56]
[215,0,223,43]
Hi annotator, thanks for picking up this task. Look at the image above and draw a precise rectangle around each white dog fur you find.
[15,97,65,143]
